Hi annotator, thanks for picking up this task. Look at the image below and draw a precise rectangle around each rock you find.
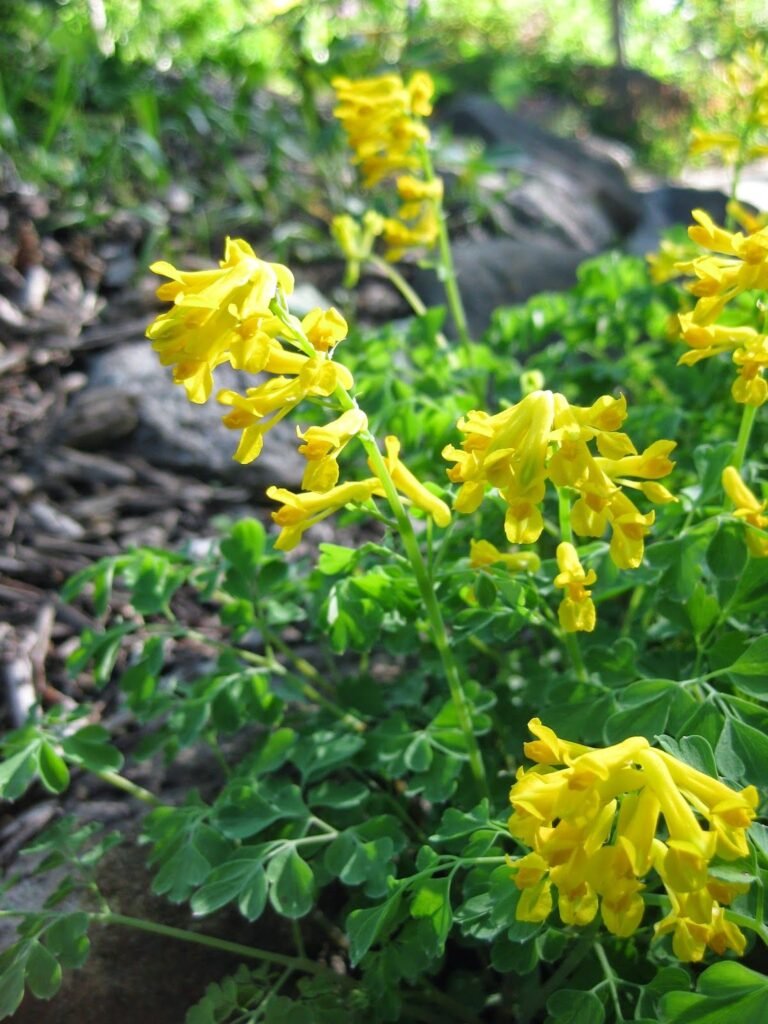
[411,238,584,338]
[625,185,730,256]
[440,94,642,245]
[81,343,304,489]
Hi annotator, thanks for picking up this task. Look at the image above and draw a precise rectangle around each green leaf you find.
[191,851,268,921]
[0,745,40,801]
[37,743,70,795]
[430,801,491,842]
[220,518,266,572]
[61,725,124,773]
[726,636,768,697]
[267,848,315,919]
[248,728,296,776]
[546,989,605,1024]
[25,940,62,1000]
[410,876,453,949]
[717,719,768,787]
[307,780,368,810]
[317,544,358,575]
[347,895,401,967]
[0,957,25,1019]
[213,780,307,839]
[659,962,768,1023]
[324,832,393,894]
[43,913,90,970]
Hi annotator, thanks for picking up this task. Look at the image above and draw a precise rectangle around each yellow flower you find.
[297,408,368,491]
[218,358,354,464]
[506,720,757,958]
[722,466,768,557]
[332,71,433,188]
[331,211,385,286]
[469,539,540,573]
[689,128,741,161]
[553,542,597,633]
[678,209,768,325]
[445,390,674,578]
[678,314,768,407]
[372,436,451,527]
[147,238,294,403]
[396,175,443,202]
[301,307,348,353]
[266,478,384,550]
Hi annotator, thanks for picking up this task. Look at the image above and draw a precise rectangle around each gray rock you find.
[83,343,304,488]
[440,95,642,243]
[412,238,585,339]
[625,185,730,256]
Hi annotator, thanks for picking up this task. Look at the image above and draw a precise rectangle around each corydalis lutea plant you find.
[2,66,767,1024]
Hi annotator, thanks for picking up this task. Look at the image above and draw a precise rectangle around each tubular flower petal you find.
[722,466,768,557]
[507,720,758,959]
[371,436,451,527]
[266,478,385,551]
[469,539,541,573]
[297,408,368,492]
[553,542,597,633]
[678,314,768,408]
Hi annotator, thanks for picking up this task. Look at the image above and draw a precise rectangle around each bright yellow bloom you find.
[677,209,768,325]
[332,71,442,262]
[297,408,368,491]
[722,466,768,557]
[147,238,294,403]
[331,211,385,286]
[689,128,741,161]
[301,307,348,353]
[678,314,768,407]
[554,542,596,633]
[372,436,451,527]
[444,390,675,581]
[218,358,354,464]
[507,720,757,959]
[332,71,433,188]
[469,539,541,573]
[266,478,384,551]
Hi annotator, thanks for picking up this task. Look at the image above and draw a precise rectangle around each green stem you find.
[594,941,624,1022]
[368,254,429,317]
[557,486,574,543]
[270,298,487,796]
[367,254,452,355]
[730,403,758,471]
[725,909,768,944]
[519,926,597,1024]
[417,142,471,347]
[359,429,488,799]
[93,770,161,807]
[94,911,336,977]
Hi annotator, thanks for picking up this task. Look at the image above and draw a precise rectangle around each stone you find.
[81,343,304,489]
[411,238,584,338]
[439,94,642,245]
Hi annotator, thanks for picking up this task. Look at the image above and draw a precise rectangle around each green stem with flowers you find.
[417,141,472,348]
[272,294,488,799]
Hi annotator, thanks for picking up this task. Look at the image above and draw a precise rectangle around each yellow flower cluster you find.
[508,719,758,962]
[332,72,441,261]
[688,45,768,165]
[676,209,768,405]
[722,466,768,557]
[148,238,450,551]
[147,239,356,466]
[443,390,676,571]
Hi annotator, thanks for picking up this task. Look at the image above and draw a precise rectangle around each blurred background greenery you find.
[2,0,767,240]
